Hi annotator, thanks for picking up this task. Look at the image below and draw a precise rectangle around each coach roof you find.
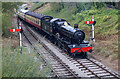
[25,11,52,19]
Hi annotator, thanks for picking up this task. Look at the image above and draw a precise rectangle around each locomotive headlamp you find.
[73,45,75,47]
[74,24,78,28]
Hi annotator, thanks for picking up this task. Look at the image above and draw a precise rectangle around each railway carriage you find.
[17,10,92,57]
[25,11,53,33]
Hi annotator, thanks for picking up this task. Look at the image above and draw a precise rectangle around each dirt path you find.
[34,3,51,13]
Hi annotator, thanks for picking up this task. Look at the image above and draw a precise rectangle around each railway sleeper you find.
[94,71,107,74]
[64,75,75,78]
[75,64,82,67]
[97,73,111,77]
[52,64,62,66]
[85,72,92,75]
[53,67,65,69]
[88,67,100,69]
[83,64,96,67]
[51,62,60,64]
[83,70,90,73]
[55,69,68,72]
[56,71,69,75]
[100,75,116,78]
[80,68,87,71]
[89,75,96,78]
[82,62,93,64]
[90,69,103,72]
[87,66,100,69]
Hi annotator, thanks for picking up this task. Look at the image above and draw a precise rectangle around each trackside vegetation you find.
[2,2,52,77]
[2,2,23,38]
[2,41,51,77]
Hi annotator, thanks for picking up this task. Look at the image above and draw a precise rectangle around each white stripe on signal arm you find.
[13,29,15,32]
[19,26,21,29]
[87,21,89,24]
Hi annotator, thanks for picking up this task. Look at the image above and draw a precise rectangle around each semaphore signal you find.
[10,29,21,32]
[10,23,23,54]
[85,16,96,42]
[85,21,94,24]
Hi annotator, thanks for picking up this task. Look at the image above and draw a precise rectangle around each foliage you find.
[2,13,12,38]
[2,2,23,38]
[2,2,23,13]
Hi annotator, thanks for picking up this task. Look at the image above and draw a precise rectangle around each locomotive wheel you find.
[50,36,55,44]
[58,43,61,48]
[55,39,58,46]
[71,53,76,58]
[83,52,87,58]
[58,41,62,48]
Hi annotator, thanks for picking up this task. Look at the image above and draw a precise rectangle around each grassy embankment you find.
[29,2,43,11]
[2,2,51,77]
[32,2,119,62]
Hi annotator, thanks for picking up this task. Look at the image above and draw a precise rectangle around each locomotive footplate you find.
[68,44,92,54]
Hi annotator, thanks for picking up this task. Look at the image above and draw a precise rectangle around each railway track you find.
[53,41,120,78]
[22,22,79,78]
[21,21,120,78]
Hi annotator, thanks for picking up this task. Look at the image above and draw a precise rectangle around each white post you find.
[19,23,22,54]
[92,16,95,42]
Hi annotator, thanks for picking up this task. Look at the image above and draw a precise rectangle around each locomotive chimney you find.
[74,24,78,29]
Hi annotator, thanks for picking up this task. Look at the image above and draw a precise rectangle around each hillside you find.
[31,2,119,71]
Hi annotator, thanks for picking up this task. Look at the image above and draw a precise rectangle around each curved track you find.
[22,22,79,78]
[21,21,120,78]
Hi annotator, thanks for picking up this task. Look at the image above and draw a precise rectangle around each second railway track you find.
[21,21,120,78]
[22,22,79,78]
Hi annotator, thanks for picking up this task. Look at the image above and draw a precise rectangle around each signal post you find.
[10,22,23,54]
[85,16,96,42]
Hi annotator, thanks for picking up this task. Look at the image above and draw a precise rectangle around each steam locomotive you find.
[17,10,92,57]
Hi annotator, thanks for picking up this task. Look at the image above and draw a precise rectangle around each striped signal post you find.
[85,16,96,42]
[10,22,23,54]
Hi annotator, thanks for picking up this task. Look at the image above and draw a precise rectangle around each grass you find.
[30,2,44,11]
[2,13,12,38]
[2,39,51,77]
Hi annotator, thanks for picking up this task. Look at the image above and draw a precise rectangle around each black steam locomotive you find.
[17,10,92,57]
